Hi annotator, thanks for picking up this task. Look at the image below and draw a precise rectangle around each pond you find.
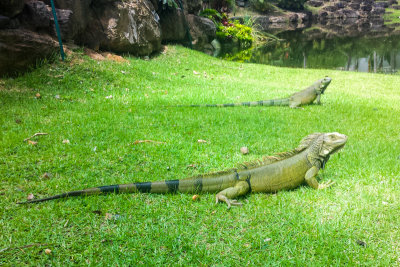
[219,21,400,74]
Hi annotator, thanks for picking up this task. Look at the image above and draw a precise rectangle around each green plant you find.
[199,8,223,24]
[216,21,254,48]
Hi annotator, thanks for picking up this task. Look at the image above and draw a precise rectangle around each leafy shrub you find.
[199,9,223,24]
[216,21,253,49]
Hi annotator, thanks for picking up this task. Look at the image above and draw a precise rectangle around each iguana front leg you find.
[315,94,321,105]
[216,181,249,209]
[305,166,335,189]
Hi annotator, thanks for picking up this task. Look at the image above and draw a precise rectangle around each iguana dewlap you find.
[180,77,331,108]
[18,132,347,208]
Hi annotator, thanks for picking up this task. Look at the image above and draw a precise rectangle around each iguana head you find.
[304,132,347,169]
[318,76,332,94]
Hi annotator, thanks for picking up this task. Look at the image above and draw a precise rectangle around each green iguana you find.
[180,77,331,108]
[18,132,347,208]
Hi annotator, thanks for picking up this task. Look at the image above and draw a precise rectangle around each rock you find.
[43,0,92,41]
[335,1,346,9]
[25,1,52,30]
[0,15,10,29]
[269,16,286,23]
[186,15,216,51]
[240,147,249,155]
[83,0,161,55]
[159,8,187,42]
[349,3,360,10]
[0,29,59,76]
[183,0,202,14]
[52,8,73,40]
[360,4,373,12]
[323,5,338,12]
[307,0,324,7]
[0,0,25,17]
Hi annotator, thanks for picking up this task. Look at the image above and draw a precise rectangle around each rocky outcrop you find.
[0,0,219,76]
[81,0,161,54]
[316,0,388,21]
[0,0,163,76]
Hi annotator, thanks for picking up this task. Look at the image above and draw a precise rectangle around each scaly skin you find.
[178,77,332,109]
[18,132,347,208]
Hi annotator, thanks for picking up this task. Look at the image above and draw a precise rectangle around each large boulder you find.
[81,0,161,55]
[0,29,59,75]
[0,0,25,17]
[159,8,187,42]
[186,14,216,52]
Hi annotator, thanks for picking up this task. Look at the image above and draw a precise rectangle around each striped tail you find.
[177,98,289,107]
[17,171,239,204]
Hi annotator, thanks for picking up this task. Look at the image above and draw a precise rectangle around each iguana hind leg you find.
[305,166,335,189]
[216,181,249,209]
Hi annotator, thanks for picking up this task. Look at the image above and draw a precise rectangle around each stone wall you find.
[0,0,216,76]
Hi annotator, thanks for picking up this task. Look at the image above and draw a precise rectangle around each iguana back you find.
[18,132,347,208]
[179,77,332,109]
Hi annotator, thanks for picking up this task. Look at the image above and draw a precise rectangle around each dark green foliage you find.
[199,8,223,24]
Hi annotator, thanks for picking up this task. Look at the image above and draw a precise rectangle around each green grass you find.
[1,46,400,265]
[384,8,400,26]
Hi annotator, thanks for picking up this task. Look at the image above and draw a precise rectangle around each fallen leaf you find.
[187,164,197,169]
[42,172,51,179]
[35,93,41,99]
[105,213,113,220]
[132,140,165,144]
[28,140,38,145]
[105,95,113,99]
[197,139,207,143]
[192,195,200,201]
[240,147,249,155]
[382,201,388,205]
[27,193,35,200]
[264,238,272,242]
[244,243,251,248]
[193,70,200,75]
[15,119,22,124]
[54,95,60,99]
[62,139,70,144]
[44,249,52,255]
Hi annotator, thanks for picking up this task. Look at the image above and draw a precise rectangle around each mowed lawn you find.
[1,46,399,265]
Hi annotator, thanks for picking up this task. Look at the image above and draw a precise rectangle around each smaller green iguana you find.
[18,132,347,208]
[179,77,331,108]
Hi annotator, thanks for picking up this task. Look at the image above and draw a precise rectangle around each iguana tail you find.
[17,171,239,204]
[178,98,289,107]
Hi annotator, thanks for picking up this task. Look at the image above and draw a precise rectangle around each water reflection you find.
[220,28,400,73]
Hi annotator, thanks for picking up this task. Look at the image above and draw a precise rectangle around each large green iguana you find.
[180,77,331,108]
[18,132,347,208]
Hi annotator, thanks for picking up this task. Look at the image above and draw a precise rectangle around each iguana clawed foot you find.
[216,195,243,209]
[318,179,335,189]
